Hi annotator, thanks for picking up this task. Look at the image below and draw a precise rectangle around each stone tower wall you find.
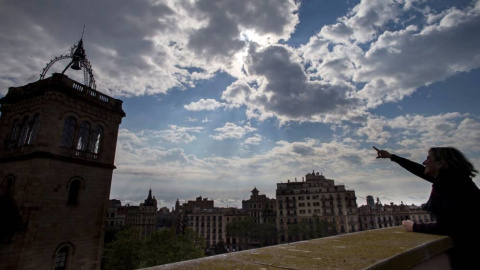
[0,74,125,270]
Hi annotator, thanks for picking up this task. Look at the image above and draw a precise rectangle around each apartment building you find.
[276,171,359,243]
[188,207,250,252]
[358,196,431,230]
[242,187,276,224]
[124,189,158,238]
[241,187,277,247]
[173,196,215,233]
[106,199,127,229]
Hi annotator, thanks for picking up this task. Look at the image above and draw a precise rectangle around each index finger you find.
[372,146,380,152]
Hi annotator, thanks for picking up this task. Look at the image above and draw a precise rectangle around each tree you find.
[226,217,256,238]
[312,216,336,238]
[256,222,277,246]
[213,240,228,255]
[285,217,336,242]
[103,228,144,270]
[140,228,205,268]
[104,227,206,269]
[226,217,278,248]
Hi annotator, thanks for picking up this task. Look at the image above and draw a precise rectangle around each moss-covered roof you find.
[140,226,453,270]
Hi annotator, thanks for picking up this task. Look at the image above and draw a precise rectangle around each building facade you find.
[276,171,359,243]
[105,199,127,229]
[188,207,250,252]
[173,196,214,233]
[157,206,174,230]
[358,196,431,231]
[242,187,276,224]
[241,187,277,247]
[124,189,158,238]
[0,73,125,269]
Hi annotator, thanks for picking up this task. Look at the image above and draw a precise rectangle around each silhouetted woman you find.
[374,146,480,269]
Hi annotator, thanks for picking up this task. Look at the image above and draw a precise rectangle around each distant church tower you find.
[0,37,125,269]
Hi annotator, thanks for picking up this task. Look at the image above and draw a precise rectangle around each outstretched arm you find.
[373,146,435,183]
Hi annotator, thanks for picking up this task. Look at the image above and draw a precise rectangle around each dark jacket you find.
[391,154,480,268]
[391,154,480,236]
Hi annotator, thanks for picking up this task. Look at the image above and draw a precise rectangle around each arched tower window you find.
[61,117,76,148]
[17,116,30,147]
[53,243,73,270]
[7,119,20,149]
[54,246,69,270]
[6,114,40,149]
[76,121,90,151]
[1,176,15,197]
[67,179,81,206]
[26,114,40,145]
[89,125,103,154]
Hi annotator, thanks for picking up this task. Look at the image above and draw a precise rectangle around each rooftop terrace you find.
[141,227,453,270]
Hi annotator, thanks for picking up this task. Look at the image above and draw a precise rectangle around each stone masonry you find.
[0,73,125,270]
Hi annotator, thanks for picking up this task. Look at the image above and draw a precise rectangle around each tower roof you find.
[144,188,157,207]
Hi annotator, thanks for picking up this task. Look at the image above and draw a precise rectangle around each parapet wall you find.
[140,226,453,270]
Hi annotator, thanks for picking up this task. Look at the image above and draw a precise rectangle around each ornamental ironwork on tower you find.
[40,28,96,89]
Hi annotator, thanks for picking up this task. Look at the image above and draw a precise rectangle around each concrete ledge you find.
[140,227,453,270]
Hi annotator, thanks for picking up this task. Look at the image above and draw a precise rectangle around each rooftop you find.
[1,73,124,115]
[141,226,453,270]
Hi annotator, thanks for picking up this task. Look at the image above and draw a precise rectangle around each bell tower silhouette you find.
[0,37,125,269]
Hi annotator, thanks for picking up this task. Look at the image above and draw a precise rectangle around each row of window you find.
[7,114,40,149]
[283,194,341,200]
[194,228,223,234]
[60,116,104,154]
[191,215,223,221]
[5,115,105,156]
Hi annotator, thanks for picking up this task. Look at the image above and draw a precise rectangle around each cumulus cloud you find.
[184,0,298,53]
[184,99,226,111]
[210,122,257,140]
[115,128,377,205]
[355,113,480,161]
[220,45,360,123]
[356,6,480,106]
[121,126,203,146]
[243,134,263,145]
[0,0,185,96]
[0,0,299,96]
[300,0,480,109]
[114,121,480,208]
[4,0,479,127]
[307,0,408,46]
[150,125,203,144]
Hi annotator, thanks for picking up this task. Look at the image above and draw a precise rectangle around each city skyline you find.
[110,174,427,211]
[1,0,480,209]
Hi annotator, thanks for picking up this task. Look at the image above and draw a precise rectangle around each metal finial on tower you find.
[81,25,85,39]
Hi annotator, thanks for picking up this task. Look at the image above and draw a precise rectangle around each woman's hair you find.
[429,147,478,178]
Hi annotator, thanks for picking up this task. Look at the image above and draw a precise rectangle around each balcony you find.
[60,147,99,160]
[140,227,453,270]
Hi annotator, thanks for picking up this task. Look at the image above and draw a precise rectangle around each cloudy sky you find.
[2,0,480,209]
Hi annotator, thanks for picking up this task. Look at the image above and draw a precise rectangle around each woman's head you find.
[423,147,478,178]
